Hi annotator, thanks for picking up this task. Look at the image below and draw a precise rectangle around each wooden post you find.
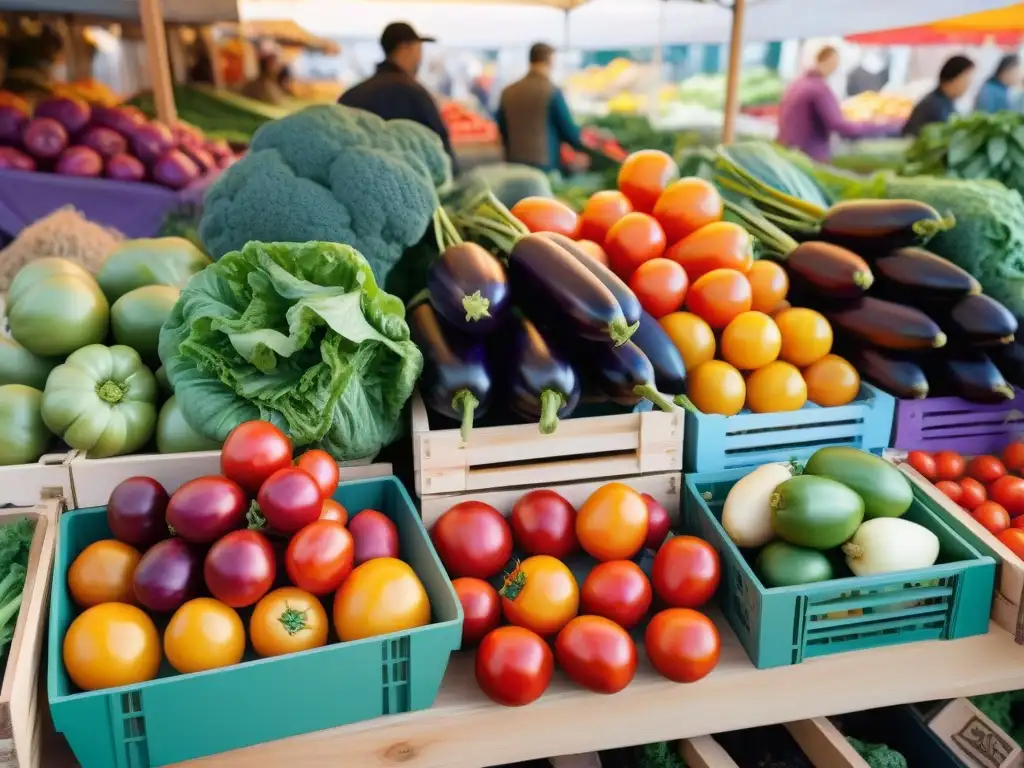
[139,0,177,124]
[721,0,747,144]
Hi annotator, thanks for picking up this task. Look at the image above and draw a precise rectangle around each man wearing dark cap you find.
[340,22,456,167]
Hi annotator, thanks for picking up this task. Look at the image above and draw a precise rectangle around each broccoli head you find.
[847,737,907,768]
[199,104,452,283]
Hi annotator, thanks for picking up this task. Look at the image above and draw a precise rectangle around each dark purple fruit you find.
[166,476,247,543]
[107,476,170,547]
[132,537,199,612]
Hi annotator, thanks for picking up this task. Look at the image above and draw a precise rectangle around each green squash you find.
[112,285,180,365]
[97,237,210,302]
[0,384,50,465]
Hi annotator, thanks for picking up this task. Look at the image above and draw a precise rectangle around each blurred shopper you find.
[777,46,888,162]
[340,22,456,168]
[902,55,975,137]
[975,54,1019,113]
[241,53,288,105]
[496,42,585,172]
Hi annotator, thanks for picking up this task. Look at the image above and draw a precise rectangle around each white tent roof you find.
[0,0,239,23]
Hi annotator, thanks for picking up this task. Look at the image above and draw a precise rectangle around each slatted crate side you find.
[411,392,684,497]
[679,736,740,768]
[784,719,868,768]
[0,455,73,508]
[891,390,1024,455]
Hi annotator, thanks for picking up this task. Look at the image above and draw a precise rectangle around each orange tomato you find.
[664,222,753,281]
[320,498,348,525]
[720,311,781,370]
[803,354,861,407]
[774,308,833,367]
[659,312,716,372]
[770,299,792,317]
[63,603,161,691]
[576,482,649,561]
[510,196,579,237]
[574,239,610,267]
[652,177,723,243]
[745,361,807,413]
[687,360,746,416]
[617,150,679,213]
[250,587,329,658]
[333,557,430,641]
[500,555,579,637]
[1004,441,1024,473]
[685,268,752,329]
[68,540,142,609]
[998,528,1024,561]
[164,598,246,674]
[628,258,688,318]
[579,190,633,243]
[747,260,789,313]
[604,212,667,279]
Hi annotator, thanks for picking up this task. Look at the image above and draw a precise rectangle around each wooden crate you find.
[411,392,684,497]
[0,501,59,768]
[0,455,73,508]
[681,723,866,768]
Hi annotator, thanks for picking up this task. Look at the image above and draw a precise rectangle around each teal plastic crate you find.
[47,476,463,768]
[682,468,995,669]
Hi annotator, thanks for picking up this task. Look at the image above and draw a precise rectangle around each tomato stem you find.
[246,501,267,530]
[499,561,527,601]
[96,380,126,404]
[278,604,310,636]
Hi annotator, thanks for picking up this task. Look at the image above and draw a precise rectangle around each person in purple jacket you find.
[777,46,887,162]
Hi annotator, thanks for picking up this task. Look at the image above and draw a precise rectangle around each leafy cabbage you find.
[158,241,423,461]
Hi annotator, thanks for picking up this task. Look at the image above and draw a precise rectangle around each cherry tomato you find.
[220,421,293,495]
[295,449,340,498]
[906,451,937,481]
[510,196,579,237]
[652,536,720,609]
[604,212,667,280]
[1004,442,1024,473]
[967,455,1006,485]
[685,268,753,330]
[68,539,141,608]
[510,489,578,558]
[645,608,720,683]
[452,577,502,646]
[989,475,1024,517]
[576,482,648,561]
[257,467,323,534]
[579,189,633,243]
[652,178,723,244]
[286,520,354,596]
[973,501,1010,535]
[641,493,671,549]
[998,528,1024,560]
[431,501,514,579]
[250,587,329,658]
[333,557,430,641]
[665,222,753,282]
[164,598,246,674]
[934,480,963,504]
[934,450,966,481]
[574,239,610,267]
[618,149,679,213]
[628,258,688,318]
[320,498,349,525]
[500,555,579,637]
[204,529,276,608]
[580,560,652,629]
[959,477,987,511]
[555,615,637,694]
[63,603,161,691]
[475,626,553,707]
[348,509,400,563]
[106,476,169,547]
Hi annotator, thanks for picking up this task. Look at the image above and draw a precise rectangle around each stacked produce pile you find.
[841,91,913,125]
[59,421,434,691]
[430,483,720,705]
[0,517,35,667]
[440,101,499,145]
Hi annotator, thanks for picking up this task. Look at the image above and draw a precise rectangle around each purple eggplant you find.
[409,300,491,443]
[631,311,687,395]
[427,242,509,334]
[132,537,199,613]
[509,234,638,346]
[580,339,675,412]
[508,315,580,434]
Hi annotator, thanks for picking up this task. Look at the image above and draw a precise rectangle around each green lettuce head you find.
[158,241,423,462]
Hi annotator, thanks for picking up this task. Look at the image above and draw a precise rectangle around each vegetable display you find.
[0,517,35,665]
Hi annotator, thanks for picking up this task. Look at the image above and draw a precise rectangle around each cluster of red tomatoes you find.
[62,421,429,692]
[429,481,722,707]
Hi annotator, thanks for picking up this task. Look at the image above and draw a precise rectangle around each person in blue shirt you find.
[903,55,975,137]
[496,43,585,172]
[976,54,1020,113]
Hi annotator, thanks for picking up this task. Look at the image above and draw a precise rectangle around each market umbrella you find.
[847,3,1024,46]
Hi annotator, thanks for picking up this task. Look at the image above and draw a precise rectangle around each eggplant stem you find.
[673,394,699,414]
[538,390,564,435]
[436,206,464,248]
[634,384,676,413]
[462,291,491,321]
[932,332,948,349]
[432,209,446,254]
[853,270,874,289]
[452,389,480,444]
[912,215,956,243]
[608,318,640,346]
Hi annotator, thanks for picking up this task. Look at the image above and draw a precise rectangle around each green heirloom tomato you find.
[97,237,210,302]
[42,345,157,458]
[0,336,58,389]
[111,285,181,366]
[154,366,172,398]
[156,396,221,454]
[7,257,109,357]
[0,384,50,465]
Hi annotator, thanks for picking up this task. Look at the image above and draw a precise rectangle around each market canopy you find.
[0,0,239,23]
[231,18,340,52]
[848,3,1024,46]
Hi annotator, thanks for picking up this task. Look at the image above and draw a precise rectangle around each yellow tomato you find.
[500,555,579,636]
[63,603,161,691]
[164,598,246,674]
[720,311,781,370]
[659,312,715,372]
[333,557,430,642]
[803,354,861,407]
[250,587,329,658]
[68,539,142,608]
[775,308,833,367]
[687,360,746,416]
[745,361,808,413]
[576,482,648,561]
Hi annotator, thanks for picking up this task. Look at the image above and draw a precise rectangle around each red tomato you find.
[510,196,579,237]
[603,212,667,280]
[220,421,293,495]
[431,501,514,579]
[257,467,323,534]
[641,493,671,549]
[967,455,1007,485]
[628,258,688,318]
[989,475,1024,517]
[510,489,578,558]
[684,268,753,330]
[934,480,963,504]
[204,530,276,608]
[959,477,987,511]
[653,178,723,244]
[998,528,1024,560]
[320,498,348,525]
[1004,442,1024,473]
[645,608,720,683]
[580,560,652,629]
[166,476,247,544]
[652,536,720,609]
[295,450,339,499]
[285,520,354,595]
[665,222,753,281]
[906,451,937,481]
[579,190,633,243]
[348,509,400,564]
[618,150,679,213]
[452,577,501,646]
[973,501,1011,535]
[934,450,966,481]
[1012,515,1024,530]
[475,626,553,707]
[554,615,637,694]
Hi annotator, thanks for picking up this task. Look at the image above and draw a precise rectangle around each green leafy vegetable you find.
[158,241,423,462]
[846,737,907,768]
[0,518,35,662]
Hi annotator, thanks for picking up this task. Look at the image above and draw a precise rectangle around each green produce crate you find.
[682,468,996,669]
[47,476,462,768]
